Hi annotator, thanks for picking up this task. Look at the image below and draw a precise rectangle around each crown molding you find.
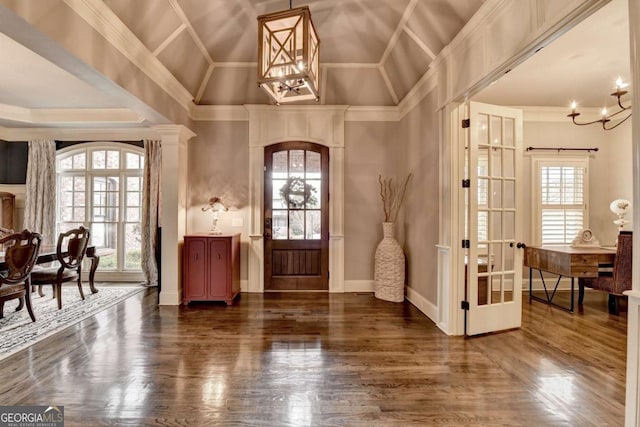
[189,104,400,122]
[0,103,144,125]
[190,105,249,121]
[63,0,194,111]
[0,125,159,142]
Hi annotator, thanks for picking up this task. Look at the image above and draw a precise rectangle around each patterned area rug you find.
[0,286,144,361]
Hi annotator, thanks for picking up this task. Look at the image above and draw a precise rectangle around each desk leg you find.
[88,254,100,294]
[570,277,575,313]
[529,267,533,304]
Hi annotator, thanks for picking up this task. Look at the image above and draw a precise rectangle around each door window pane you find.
[272,151,288,178]
[306,211,321,239]
[272,210,288,240]
[306,151,321,178]
[289,150,304,177]
[289,210,304,239]
[306,180,321,209]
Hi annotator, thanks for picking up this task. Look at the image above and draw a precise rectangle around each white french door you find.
[466,101,524,336]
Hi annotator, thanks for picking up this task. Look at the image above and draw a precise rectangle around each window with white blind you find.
[532,157,589,245]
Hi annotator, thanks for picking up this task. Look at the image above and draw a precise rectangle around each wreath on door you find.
[279,177,318,208]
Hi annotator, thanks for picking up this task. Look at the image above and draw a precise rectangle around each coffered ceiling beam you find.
[152,23,187,57]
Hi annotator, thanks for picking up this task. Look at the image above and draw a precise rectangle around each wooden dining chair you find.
[0,230,42,321]
[0,226,13,251]
[31,226,91,310]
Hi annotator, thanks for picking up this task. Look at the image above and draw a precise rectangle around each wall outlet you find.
[232,218,244,227]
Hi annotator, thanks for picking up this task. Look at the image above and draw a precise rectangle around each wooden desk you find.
[524,245,616,312]
[0,245,106,294]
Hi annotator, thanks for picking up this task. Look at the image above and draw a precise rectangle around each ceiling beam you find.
[166,0,214,66]
[152,23,187,57]
[403,27,437,60]
[378,0,419,66]
[378,66,399,105]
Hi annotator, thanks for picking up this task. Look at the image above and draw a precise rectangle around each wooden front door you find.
[264,142,329,290]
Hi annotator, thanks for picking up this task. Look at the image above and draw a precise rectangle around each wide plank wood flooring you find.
[0,289,626,426]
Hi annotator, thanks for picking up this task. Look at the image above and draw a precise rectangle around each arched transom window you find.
[56,143,144,273]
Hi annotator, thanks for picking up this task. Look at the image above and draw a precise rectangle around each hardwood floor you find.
[0,289,626,426]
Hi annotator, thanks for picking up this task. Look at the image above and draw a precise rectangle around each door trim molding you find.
[245,105,347,293]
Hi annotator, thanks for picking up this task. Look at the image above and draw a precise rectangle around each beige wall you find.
[344,121,400,280]
[398,91,440,303]
[522,119,632,248]
[187,121,250,279]
[187,119,402,284]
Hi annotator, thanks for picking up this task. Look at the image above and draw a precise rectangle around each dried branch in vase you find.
[378,173,412,223]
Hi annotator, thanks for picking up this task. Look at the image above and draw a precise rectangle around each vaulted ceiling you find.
[102,0,484,106]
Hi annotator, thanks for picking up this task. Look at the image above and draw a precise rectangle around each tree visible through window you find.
[534,157,588,245]
[57,144,144,272]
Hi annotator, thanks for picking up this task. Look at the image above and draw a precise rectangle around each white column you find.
[625,0,640,425]
[153,125,196,305]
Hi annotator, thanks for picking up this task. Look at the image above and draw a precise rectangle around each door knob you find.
[516,242,526,249]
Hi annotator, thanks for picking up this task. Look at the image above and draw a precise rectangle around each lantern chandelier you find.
[257,0,320,105]
[567,77,632,130]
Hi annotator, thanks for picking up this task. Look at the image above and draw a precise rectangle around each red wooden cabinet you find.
[183,234,241,305]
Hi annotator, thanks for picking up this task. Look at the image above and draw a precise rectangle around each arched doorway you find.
[263,141,329,290]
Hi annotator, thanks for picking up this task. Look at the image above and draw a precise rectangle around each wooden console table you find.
[524,245,616,312]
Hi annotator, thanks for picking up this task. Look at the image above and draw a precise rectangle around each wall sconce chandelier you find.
[257,1,320,105]
[568,77,632,130]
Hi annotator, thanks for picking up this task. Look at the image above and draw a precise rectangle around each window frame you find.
[531,155,589,246]
[56,142,144,279]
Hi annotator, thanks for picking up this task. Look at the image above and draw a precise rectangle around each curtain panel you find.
[141,139,161,286]
[24,140,56,245]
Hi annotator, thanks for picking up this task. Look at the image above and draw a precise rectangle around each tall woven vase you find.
[374,222,405,302]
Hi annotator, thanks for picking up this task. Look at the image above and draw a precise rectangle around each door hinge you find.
[328,271,330,279]
[462,179,470,188]
[461,301,470,310]
[462,239,470,249]
[461,119,470,128]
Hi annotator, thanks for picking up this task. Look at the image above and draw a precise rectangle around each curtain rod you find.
[525,147,599,152]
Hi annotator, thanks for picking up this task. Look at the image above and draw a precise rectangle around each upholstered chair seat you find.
[30,267,78,282]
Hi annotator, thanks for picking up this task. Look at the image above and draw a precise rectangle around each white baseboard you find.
[344,280,375,292]
[406,286,438,323]
[158,290,181,305]
[241,280,248,292]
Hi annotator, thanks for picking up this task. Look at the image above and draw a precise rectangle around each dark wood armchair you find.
[31,226,91,310]
[579,231,632,314]
[0,230,42,321]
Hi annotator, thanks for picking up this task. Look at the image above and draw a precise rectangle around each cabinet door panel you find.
[208,240,229,298]
[185,239,207,300]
